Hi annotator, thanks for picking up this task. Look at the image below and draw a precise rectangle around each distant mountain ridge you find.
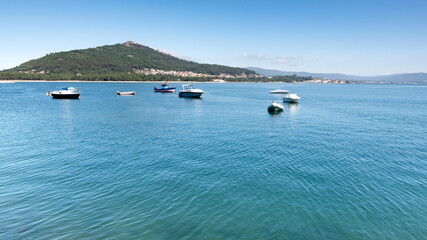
[4,41,255,76]
[247,67,427,83]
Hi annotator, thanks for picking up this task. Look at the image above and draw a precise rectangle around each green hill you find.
[0,41,313,82]
[6,41,254,76]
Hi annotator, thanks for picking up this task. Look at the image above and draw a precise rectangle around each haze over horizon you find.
[1,0,426,75]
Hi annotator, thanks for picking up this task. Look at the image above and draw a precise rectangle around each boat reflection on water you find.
[284,102,299,116]
[58,98,76,132]
[268,110,282,117]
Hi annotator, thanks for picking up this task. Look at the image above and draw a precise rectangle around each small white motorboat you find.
[178,84,204,98]
[283,93,300,103]
[117,91,136,95]
[268,101,284,112]
[47,87,80,99]
[270,89,290,94]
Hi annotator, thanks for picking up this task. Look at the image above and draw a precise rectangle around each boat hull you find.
[154,89,175,93]
[117,91,135,95]
[268,104,284,112]
[283,98,299,103]
[154,86,176,93]
[283,94,300,103]
[179,92,203,98]
[268,106,283,111]
[270,90,290,94]
[51,93,80,99]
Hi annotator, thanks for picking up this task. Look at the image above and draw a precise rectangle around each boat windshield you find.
[182,85,194,90]
[61,87,79,92]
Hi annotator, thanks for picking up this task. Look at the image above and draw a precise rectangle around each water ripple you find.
[0,83,426,239]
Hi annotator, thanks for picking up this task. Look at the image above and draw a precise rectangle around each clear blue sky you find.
[1,0,426,75]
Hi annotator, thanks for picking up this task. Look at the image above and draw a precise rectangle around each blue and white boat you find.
[47,87,80,99]
[154,83,176,92]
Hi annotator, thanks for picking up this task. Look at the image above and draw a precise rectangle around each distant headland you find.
[247,67,427,84]
[0,41,311,83]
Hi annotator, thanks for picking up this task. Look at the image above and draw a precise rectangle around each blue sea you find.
[0,82,426,239]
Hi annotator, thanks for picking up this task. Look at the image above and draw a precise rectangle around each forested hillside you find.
[2,41,254,76]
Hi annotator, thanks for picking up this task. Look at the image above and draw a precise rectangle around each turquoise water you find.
[0,82,426,239]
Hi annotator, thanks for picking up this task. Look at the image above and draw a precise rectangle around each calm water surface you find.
[0,82,426,239]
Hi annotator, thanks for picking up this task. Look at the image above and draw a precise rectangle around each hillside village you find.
[132,68,259,79]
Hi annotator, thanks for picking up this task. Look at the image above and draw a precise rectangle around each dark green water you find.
[1,82,426,239]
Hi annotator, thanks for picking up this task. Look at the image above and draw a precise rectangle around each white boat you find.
[283,93,300,103]
[47,87,80,99]
[178,84,204,98]
[213,79,227,83]
[268,101,284,112]
[117,91,136,95]
[270,89,290,94]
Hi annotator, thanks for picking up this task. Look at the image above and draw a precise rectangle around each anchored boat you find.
[178,84,204,98]
[283,93,300,103]
[270,89,290,94]
[47,87,80,99]
[117,91,136,95]
[154,83,176,93]
[268,101,284,112]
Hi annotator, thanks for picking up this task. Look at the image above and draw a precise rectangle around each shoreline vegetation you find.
[1,80,308,83]
[1,80,421,85]
[0,72,312,83]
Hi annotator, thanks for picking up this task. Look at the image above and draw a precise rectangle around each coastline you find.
[1,80,418,84]
[2,80,301,84]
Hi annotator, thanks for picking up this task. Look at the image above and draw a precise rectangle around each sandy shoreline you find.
[1,80,295,83]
